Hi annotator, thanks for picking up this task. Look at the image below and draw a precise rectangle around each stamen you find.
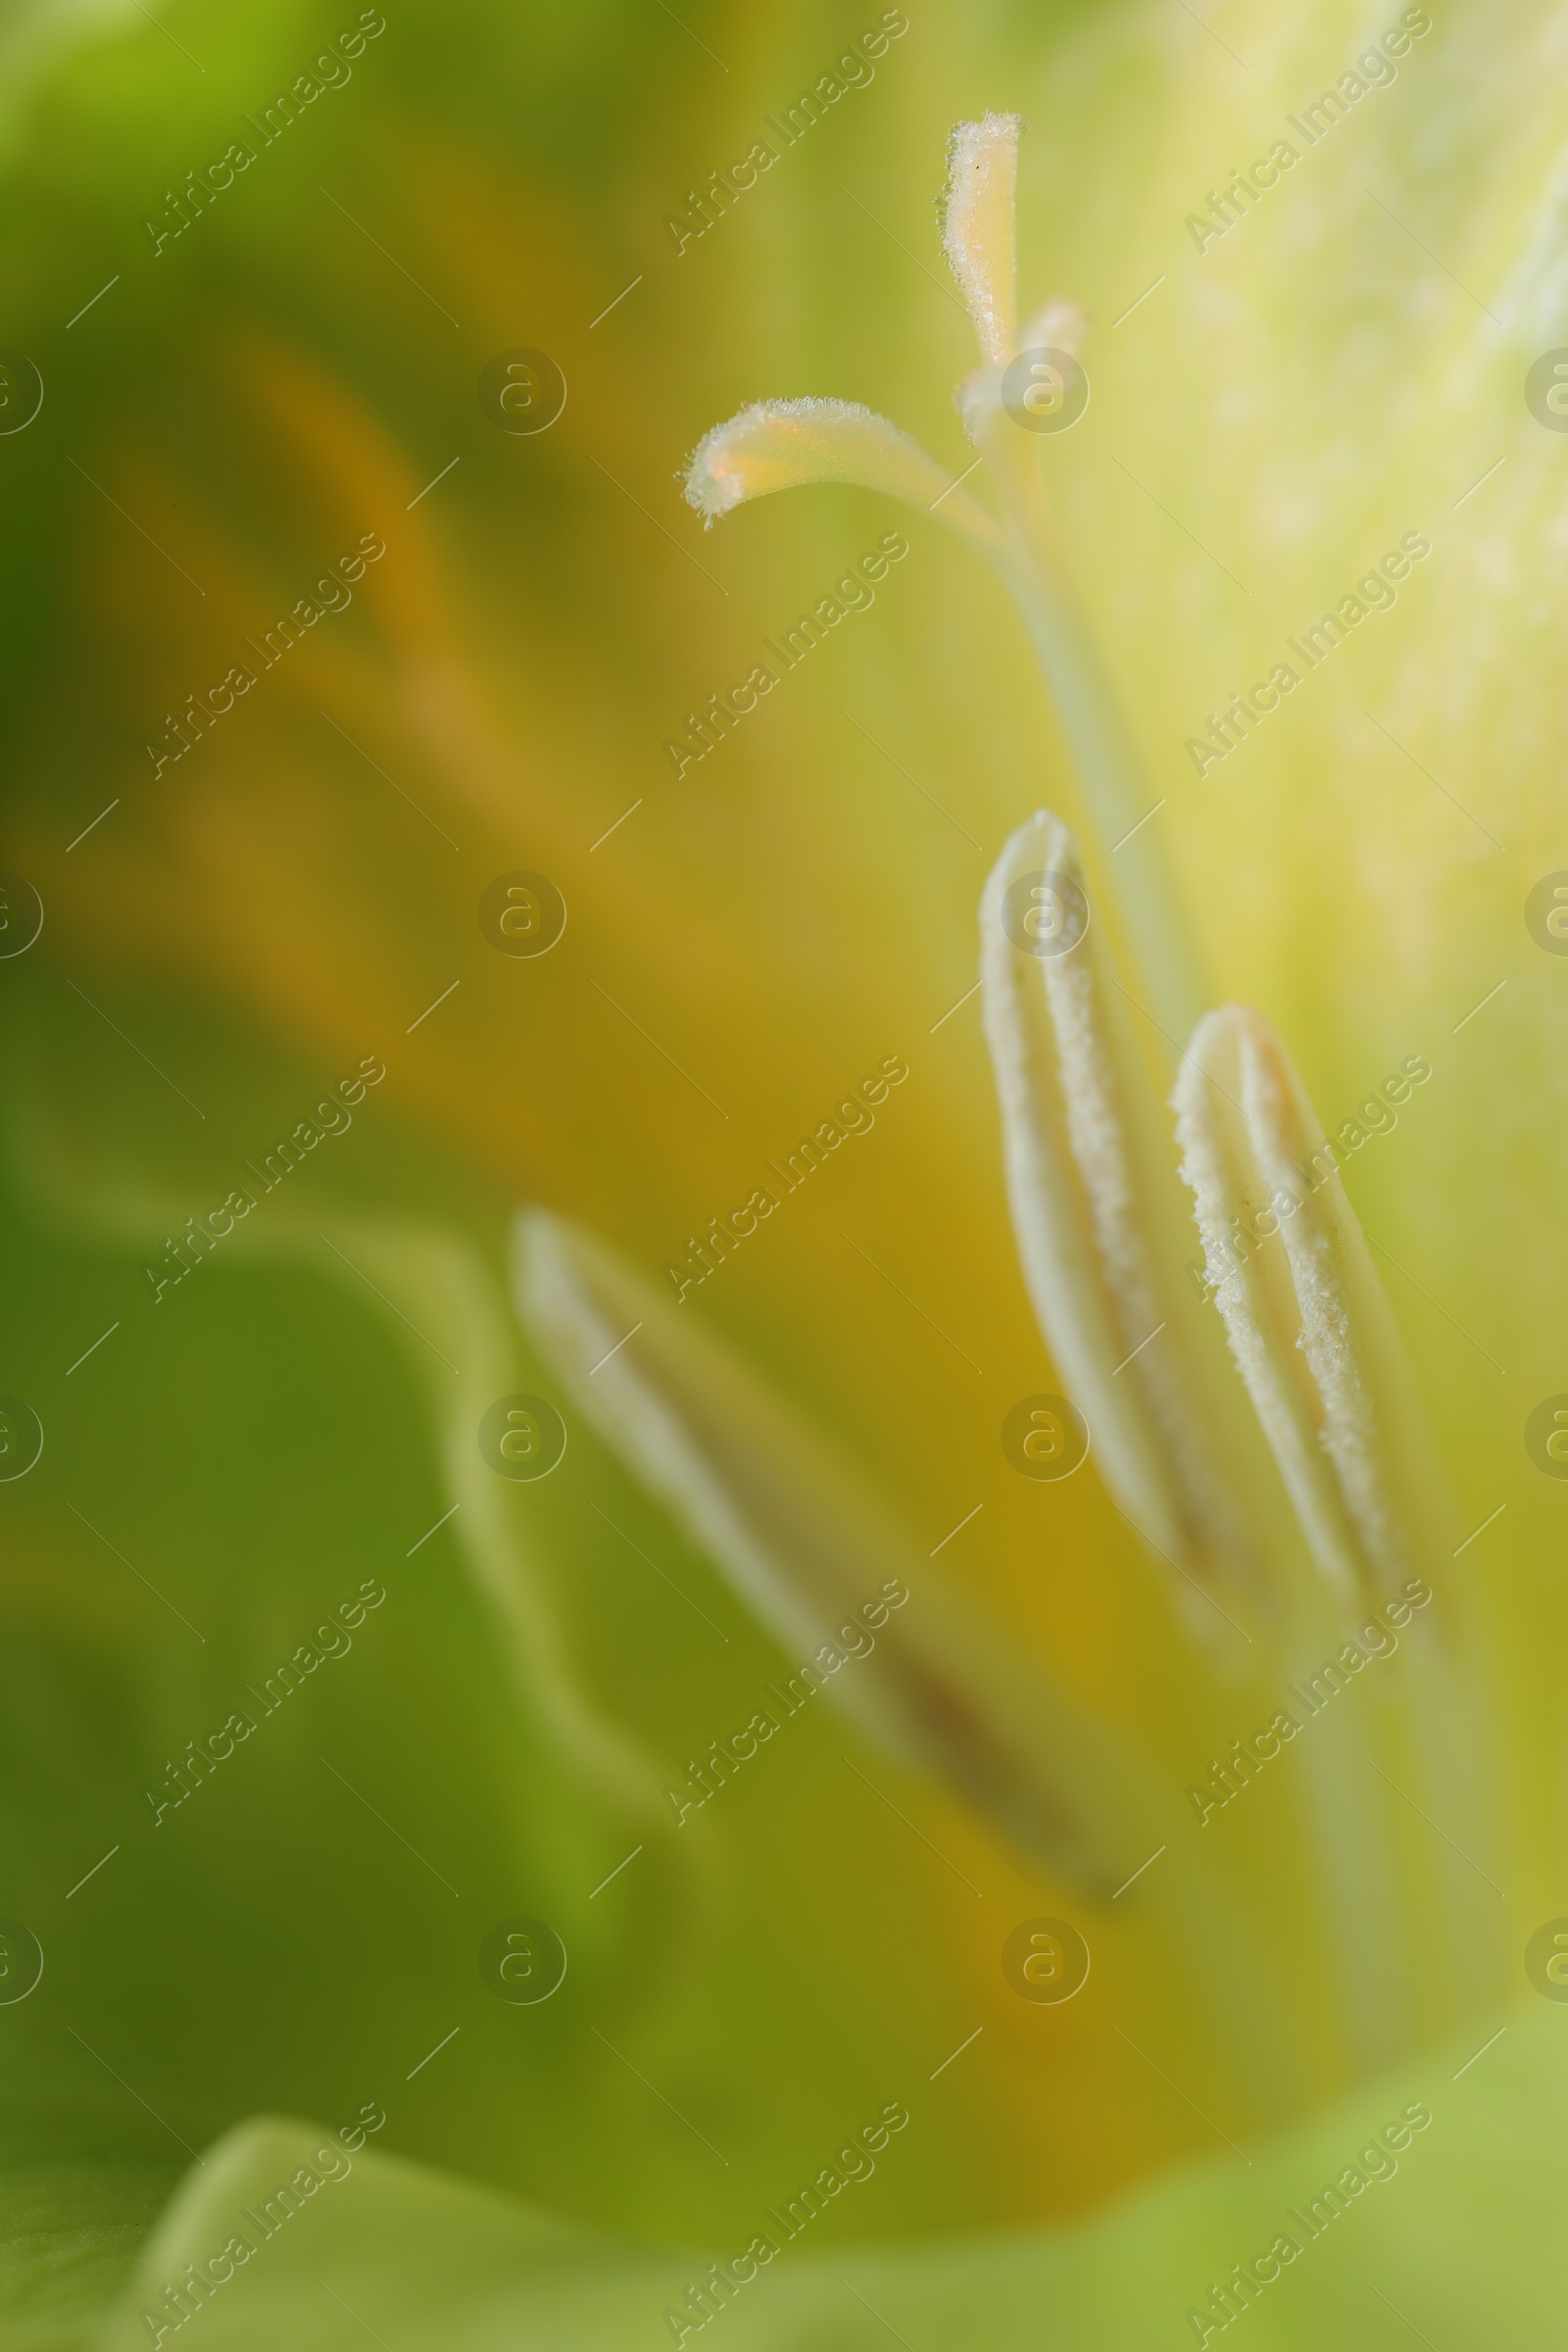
[515,1207,1305,2082]
[515,1206,1168,1895]
[681,397,1001,553]
[652,104,1494,2088]
[676,119,1201,1034]
[941,113,1024,365]
[942,121,1203,1032]
[981,812,1264,1615]
[1173,1006,1439,1603]
[1017,297,1088,357]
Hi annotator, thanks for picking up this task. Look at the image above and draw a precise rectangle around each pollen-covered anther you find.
[680,396,1001,551]
[981,811,1259,1612]
[514,1205,1169,1896]
[941,112,1024,365]
[1173,1005,1434,1605]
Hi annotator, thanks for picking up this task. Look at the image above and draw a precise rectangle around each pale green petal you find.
[99,2001,1559,2350]
[0,2155,179,2352]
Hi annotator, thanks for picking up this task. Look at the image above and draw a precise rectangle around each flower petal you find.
[103,2002,1566,2350]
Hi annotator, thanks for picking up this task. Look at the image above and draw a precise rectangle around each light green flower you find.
[0,4,1563,2348]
